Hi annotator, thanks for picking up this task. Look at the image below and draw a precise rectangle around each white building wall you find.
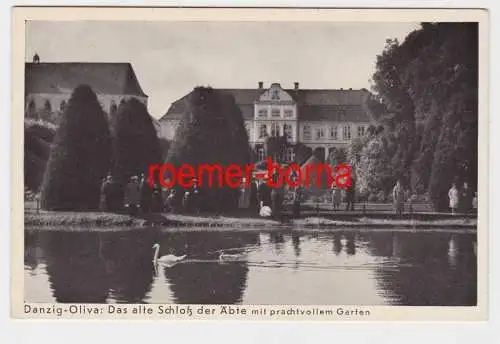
[159,119,180,140]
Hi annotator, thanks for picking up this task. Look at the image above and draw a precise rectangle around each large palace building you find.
[160,82,373,162]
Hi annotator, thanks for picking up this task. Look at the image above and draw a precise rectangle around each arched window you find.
[44,99,52,112]
[109,101,117,116]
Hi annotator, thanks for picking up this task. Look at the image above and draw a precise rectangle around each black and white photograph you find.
[14,8,487,319]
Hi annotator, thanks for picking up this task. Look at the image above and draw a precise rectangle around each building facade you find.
[25,56,148,123]
[160,82,372,162]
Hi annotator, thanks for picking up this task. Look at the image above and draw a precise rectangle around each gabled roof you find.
[25,62,148,98]
[160,87,371,122]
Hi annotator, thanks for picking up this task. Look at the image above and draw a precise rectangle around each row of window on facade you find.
[26,98,123,116]
[302,124,366,141]
[252,122,366,141]
[257,108,294,119]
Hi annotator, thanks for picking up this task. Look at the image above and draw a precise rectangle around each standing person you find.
[249,178,259,215]
[182,190,191,213]
[392,180,405,216]
[331,183,342,211]
[165,189,177,213]
[125,176,141,216]
[191,178,201,215]
[345,176,356,211]
[472,191,478,212]
[100,175,112,210]
[448,182,459,215]
[459,181,473,214]
[292,185,302,218]
[139,174,152,215]
[271,182,284,221]
[150,182,163,213]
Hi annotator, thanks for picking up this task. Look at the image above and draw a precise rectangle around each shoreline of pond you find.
[24,210,477,232]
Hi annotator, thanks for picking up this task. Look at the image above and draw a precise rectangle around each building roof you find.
[160,87,371,122]
[25,62,148,98]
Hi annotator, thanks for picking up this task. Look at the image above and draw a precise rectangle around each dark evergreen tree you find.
[166,87,251,213]
[40,85,111,210]
[112,98,162,185]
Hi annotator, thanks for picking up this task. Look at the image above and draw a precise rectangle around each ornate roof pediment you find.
[258,83,294,103]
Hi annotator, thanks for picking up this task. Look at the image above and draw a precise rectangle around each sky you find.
[26,21,419,118]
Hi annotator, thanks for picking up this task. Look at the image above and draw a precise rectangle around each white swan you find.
[219,250,245,262]
[152,243,187,266]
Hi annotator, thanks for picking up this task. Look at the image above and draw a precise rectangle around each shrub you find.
[24,121,56,192]
[40,85,112,210]
[368,194,378,203]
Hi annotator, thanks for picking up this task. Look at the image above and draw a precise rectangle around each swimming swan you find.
[219,250,245,262]
[152,243,187,266]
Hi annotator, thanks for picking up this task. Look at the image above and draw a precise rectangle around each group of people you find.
[100,174,163,216]
[448,181,477,214]
[330,176,357,211]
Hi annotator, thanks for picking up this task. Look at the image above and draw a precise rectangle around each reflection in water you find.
[42,231,109,303]
[448,235,458,268]
[332,234,342,255]
[24,229,477,306]
[292,233,301,257]
[161,232,257,304]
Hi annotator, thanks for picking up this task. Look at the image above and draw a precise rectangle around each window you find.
[26,99,36,118]
[259,124,268,139]
[245,123,251,138]
[357,125,366,137]
[284,124,293,140]
[343,125,351,140]
[44,99,52,112]
[258,108,268,118]
[303,125,311,140]
[271,122,280,137]
[109,101,117,116]
[316,127,325,140]
[329,125,338,140]
[285,147,295,162]
[284,109,293,118]
[257,147,265,161]
[271,108,281,118]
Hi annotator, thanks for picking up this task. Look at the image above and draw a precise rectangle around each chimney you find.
[33,53,40,64]
[258,81,263,89]
[294,82,299,90]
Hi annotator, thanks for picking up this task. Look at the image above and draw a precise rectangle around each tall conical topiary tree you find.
[40,85,112,210]
[112,98,161,186]
[166,87,251,213]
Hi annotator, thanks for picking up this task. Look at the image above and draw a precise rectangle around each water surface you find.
[24,228,477,305]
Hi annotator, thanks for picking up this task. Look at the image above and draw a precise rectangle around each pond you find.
[24,228,477,306]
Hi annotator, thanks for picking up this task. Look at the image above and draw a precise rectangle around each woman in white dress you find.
[448,183,459,214]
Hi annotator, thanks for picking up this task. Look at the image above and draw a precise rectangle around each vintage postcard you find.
[11,7,488,320]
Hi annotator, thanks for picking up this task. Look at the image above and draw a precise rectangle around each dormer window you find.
[272,89,280,100]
